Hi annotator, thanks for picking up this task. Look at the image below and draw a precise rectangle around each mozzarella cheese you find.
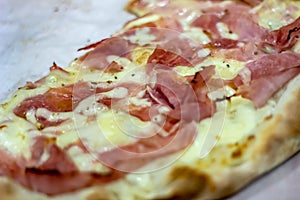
[0,113,33,160]
[79,58,147,84]
[174,56,245,80]
[121,14,161,30]
[181,27,211,44]
[254,0,300,30]
[216,22,238,40]
[124,28,156,45]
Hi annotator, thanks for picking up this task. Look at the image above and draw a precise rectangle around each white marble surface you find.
[0,0,299,199]
[0,0,134,101]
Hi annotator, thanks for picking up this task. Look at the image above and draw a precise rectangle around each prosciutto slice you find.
[262,17,300,52]
[192,4,265,42]
[79,37,134,70]
[13,82,93,119]
[234,52,300,107]
[237,68,300,107]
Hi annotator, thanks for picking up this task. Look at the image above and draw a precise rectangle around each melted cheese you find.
[174,56,245,80]
[179,96,276,163]
[0,114,34,159]
[254,0,300,30]
[124,28,156,45]
[214,97,261,144]
[293,40,300,54]
[181,27,211,44]
[68,146,111,174]
[80,56,148,84]
[131,47,155,66]
[0,82,155,174]
[216,22,238,40]
[121,14,161,30]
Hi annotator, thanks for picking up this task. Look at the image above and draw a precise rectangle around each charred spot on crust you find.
[168,166,210,198]
[247,135,255,141]
[231,135,255,159]
[264,115,273,121]
[231,148,242,158]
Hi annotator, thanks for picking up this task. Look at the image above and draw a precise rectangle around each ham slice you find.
[0,138,124,195]
[147,48,192,67]
[20,166,123,196]
[237,68,300,107]
[79,37,134,70]
[246,52,300,79]
[234,52,300,107]
[192,4,265,42]
[29,136,78,173]
[262,17,300,52]
[13,82,93,119]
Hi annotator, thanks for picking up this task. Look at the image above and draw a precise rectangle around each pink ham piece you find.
[234,52,300,107]
[23,170,124,196]
[262,17,300,52]
[147,48,192,67]
[96,63,216,172]
[0,138,125,195]
[190,3,268,62]
[13,82,93,119]
[78,37,134,70]
[192,4,265,42]
[246,52,300,79]
[237,68,300,108]
[29,136,78,173]
[13,81,120,128]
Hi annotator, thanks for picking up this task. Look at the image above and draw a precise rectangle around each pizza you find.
[0,0,300,199]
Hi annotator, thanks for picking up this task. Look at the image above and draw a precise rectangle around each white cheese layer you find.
[0,114,34,160]
[174,56,245,80]
[121,14,161,30]
[254,0,300,30]
[124,28,156,45]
